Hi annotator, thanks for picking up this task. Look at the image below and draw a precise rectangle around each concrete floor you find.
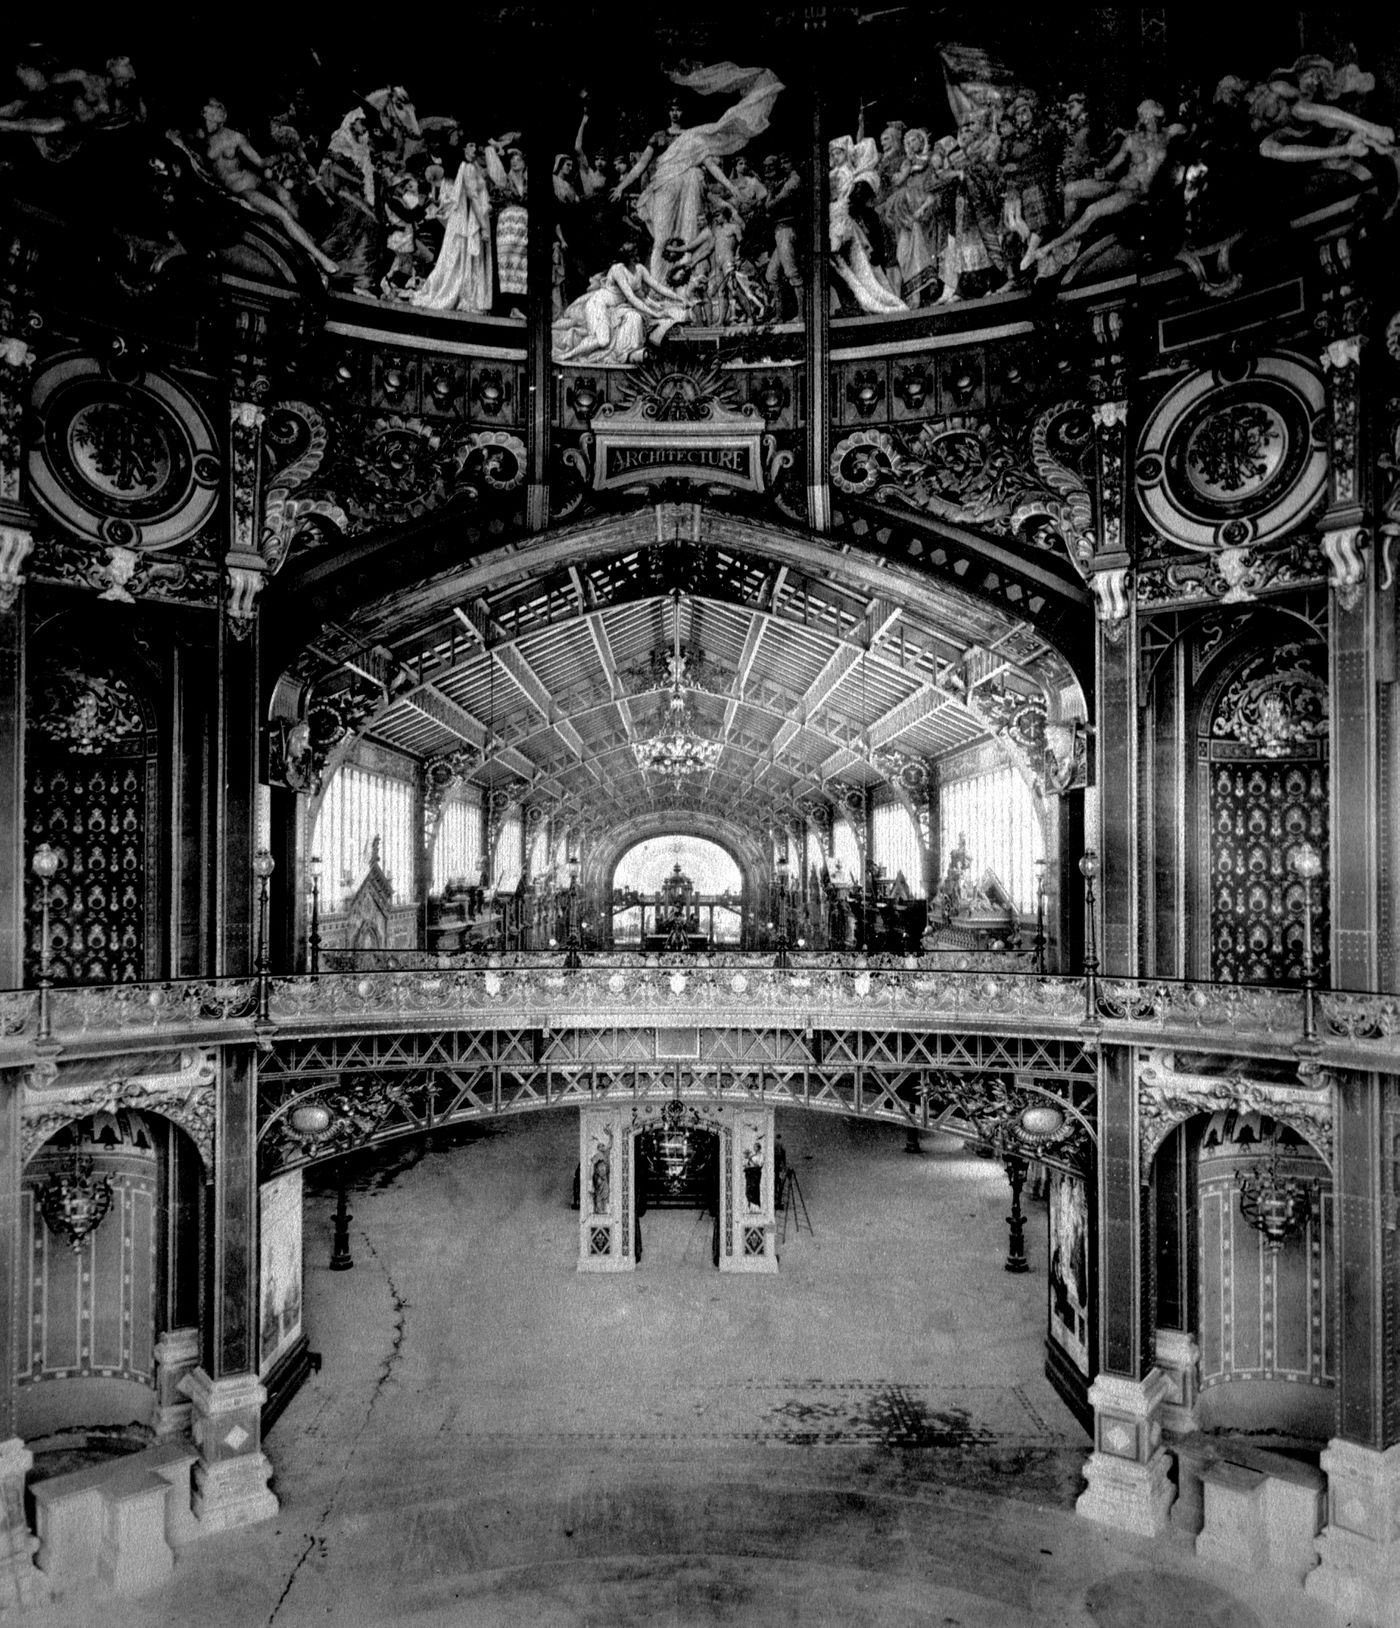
[25,1112,1339,1627]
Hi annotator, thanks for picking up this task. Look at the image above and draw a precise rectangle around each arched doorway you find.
[19,1111,205,1442]
[612,836,745,950]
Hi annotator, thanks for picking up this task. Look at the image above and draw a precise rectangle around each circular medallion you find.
[27,353,221,551]
[1134,354,1326,552]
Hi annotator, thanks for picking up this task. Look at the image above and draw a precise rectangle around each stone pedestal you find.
[1153,1328,1201,1436]
[0,1438,40,1612]
[1076,1369,1175,1538]
[1305,1438,1400,1625]
[153,1327,201,1440]
[178,1370,278,1533]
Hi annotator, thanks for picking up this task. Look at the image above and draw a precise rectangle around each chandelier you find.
[1236,1132,1318,1251]
[633,592,722,787]
[38,1147,114,1253]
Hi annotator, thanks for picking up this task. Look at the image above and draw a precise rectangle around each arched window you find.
[939,766,1042,910]
[432,796,483,894]
[871,799,925,897]
[493,807,523,891]
[832,814,862,882]
[313,763,416,907]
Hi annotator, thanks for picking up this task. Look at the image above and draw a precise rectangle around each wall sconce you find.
[254,848,275,1022]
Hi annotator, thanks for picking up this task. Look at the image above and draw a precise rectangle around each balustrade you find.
[0,960,1394,1073]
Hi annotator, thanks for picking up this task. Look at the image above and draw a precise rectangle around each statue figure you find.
[1249,55,1394,176]
[591,1149,610,1214]
[610,62,784,284]
[413,138,493,312]
[829,135,907,314]
[551,258,692,364]
[185,98,337,275]
[1021,98,1176,272]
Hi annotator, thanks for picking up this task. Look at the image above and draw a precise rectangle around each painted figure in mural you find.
[413,138,493,312]
[1021,98,1175,271]
[551,258,692,363]
[318,109,381,295]
[761,154,804,319]
[829,135,907,314]
[185,99,338,275]
[610,63,785,284]
[999,93,1057,269]
[1249,56,1395,178]
[485,136,528,314]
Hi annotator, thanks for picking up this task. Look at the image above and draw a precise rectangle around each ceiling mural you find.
[1,10,1391,845]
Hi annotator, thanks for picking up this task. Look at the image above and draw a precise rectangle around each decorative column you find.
[1305,1068,1400,1622]
[1086,302,1136,977]
[724,1104,777,1273]
[0,1069,38,1608]
[179,1044,277,1530]
[1077,1043,1174,1536]
[0,320,36,991]
[802,38,830,534]
[1318,327,1376,992]
[577,1103,630,1273]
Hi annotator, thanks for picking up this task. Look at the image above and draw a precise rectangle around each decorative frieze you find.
[1137,1047,1332,1168]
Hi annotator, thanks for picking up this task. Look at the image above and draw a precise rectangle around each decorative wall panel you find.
[1199,641,1329,986]
[26,651,159,985]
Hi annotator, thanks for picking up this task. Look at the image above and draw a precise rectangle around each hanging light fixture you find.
[38,1143,114,1253]
[633,590,722,788]
[1237,1129,1318,1251]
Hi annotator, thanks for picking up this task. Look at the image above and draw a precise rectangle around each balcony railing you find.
[1,956,1397,1073]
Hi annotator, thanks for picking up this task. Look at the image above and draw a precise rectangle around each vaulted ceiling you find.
[286,508,1077,832]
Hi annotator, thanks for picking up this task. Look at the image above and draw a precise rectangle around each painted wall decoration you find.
[1134,354,1328,553]
[1048,1168,1089,1376]
[259,1170,304,1376]
[1200,641,1329,986]
[26,354,220,557]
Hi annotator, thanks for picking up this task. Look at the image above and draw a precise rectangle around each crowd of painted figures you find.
[833,52,1397,315]
[2,47,1395,332]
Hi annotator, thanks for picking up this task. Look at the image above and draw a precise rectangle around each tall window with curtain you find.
[493,807,523,891]
[432,796,483,894]
[871,799,925,896]
[832,814,862,882]
[312,763,416,908]
[939,766,1042,910]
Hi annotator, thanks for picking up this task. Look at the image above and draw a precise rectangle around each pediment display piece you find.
[582,360,778,497]
[1136,1048,1332,1170]
[1133,353,1327,553]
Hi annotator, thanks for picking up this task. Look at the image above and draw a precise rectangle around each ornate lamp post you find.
[307,853,323,975]
[329,1160,355,1271]
[565,853,581,970]
[31,842,60,1042]
[773,852,791,970]
[1291,841,1322,1043]
[253,848,275,1023]
[1078,848,1100,1023]
[1002,1152,1031,1274]
[1033,856,1047,976]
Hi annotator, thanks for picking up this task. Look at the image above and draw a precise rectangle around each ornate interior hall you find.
[0,6,1398,1624]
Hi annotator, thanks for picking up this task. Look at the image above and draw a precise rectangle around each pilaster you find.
[1076,1368,1175,1536]
[1152,1327,1202,1435]
[177,1369,277,1532]
[1306,1439,1400,1625]
[0,1439,39,1611]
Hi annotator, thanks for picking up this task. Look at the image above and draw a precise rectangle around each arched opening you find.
[612,835,744,949]
[1151,1107,1334,1444]
[19,1112,206,1444]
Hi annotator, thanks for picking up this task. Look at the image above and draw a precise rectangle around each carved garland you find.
[22,1048,217,1168]
[1136,1047,1332,1170]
